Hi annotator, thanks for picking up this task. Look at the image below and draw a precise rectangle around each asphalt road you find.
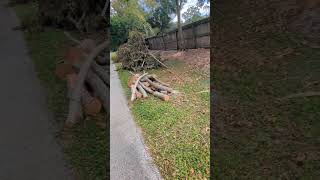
[0,1,74,179]
[110,61,162,180]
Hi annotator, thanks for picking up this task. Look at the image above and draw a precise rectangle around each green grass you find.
[110,51,119,63]
[117,60,210,179]
[212,5,320,179]
[13,2,107,179]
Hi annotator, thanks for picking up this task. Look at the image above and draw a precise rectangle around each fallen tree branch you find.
[65,41,108,127]
[64,31,81,45]
[278,91,320,101]
[131,73,148,101]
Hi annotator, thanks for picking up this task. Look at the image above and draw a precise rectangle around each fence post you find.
[162,35,166,51]
[193,23,197,49]
[176,30,179,50]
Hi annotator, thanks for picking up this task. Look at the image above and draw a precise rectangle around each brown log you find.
[66,74,102,115]
[139,82,153,94]
[153,91,170,101]
[66,41,108,126]
[136,91,142,99]
[137,84,148,98]
[143,81,150,87]
[81,89,102,115]
[139,82,170,101]
[91,61,109,86]
[145,78,174,93]
[131,73,148,102]
[130,84,136,101]
[65,47,86,65]
[55,63,75,79]
[128,74,140,87]
[80,39,96,53]
[147,74,170,87]
[86,69,109,113]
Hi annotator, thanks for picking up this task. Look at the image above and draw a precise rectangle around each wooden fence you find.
[146,17,210,50]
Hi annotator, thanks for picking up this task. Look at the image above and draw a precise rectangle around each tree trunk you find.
[176,0,184,50]
[86,69,109,113]
[65,41,107,126]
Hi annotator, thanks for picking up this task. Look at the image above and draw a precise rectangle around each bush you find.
[111,52,119,63]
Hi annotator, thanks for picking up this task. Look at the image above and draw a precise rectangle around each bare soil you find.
[152,48,210,75]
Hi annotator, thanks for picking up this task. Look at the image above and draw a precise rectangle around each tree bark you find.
[86,69,109,113]
[176,0,184,50]
[65,41,107,126]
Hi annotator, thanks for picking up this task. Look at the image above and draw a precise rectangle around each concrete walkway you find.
[0,1,73,179]
[110,61,162,180]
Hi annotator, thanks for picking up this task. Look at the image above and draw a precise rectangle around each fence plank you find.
[146,17,209,50]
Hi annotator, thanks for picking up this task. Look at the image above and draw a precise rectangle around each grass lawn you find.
[13,2,107,179]
[212,2,320,178]
[116,60,210,179]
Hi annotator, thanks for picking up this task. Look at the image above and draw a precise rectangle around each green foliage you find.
[183,5,204,24]
[111,0,154,50]
[111,52,119,63]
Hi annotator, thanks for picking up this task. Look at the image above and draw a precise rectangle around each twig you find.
[64,31,81,45]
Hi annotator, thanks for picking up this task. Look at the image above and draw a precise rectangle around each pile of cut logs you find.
[128,73,175,102]
[55,32,108,127]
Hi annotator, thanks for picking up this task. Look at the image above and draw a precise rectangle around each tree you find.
[147,0,176,34]
[175,0,187,50]
[182,5,203,24]
[111,0,154,50]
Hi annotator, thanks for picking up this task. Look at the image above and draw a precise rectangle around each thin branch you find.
[278,91,320,101]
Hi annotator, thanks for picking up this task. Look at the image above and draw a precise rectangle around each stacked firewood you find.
[128,73,175,102]
[55,32,108,127]
[117,31,163,71]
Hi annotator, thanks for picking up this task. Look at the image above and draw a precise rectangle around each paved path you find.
[0,1,74,179]
[110,61,162,180]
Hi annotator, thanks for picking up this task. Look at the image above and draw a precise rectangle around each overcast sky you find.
[173,0,210,22]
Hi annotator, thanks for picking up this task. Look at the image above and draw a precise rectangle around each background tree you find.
[111,0,154,50]
[175,0,187,50]
[147,0,176,35]
[182,5,203,24]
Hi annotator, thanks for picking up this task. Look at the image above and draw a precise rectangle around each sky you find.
[173,0,210,22]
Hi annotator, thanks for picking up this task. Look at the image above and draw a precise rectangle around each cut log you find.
[128,74,140,87]
[137,84,148,98]
[145,78,174,93]
[96,54,108,65]
[143,81,150,87]
[66,41,108,126]
[91,61,109,87]
[65,47,86,65]
[80,39,96,53]
[139,82,170,101]
[153,91,170,101]
[147,74,170,87]
[81,88,102,115]
[55,63,75,79]
[66,73,102,115]
[131,73,148,102]
[136,91,142,99]
[139,82,153,94]
[130,84,136,101]
[86,69,109,113]
[160,90,168,94]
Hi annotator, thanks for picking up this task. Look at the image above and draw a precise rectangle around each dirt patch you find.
[152,48,210,74]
